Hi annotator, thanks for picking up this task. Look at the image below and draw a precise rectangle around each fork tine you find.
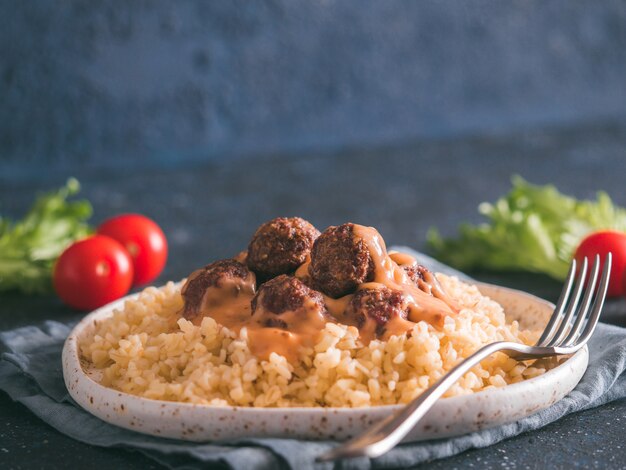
[536,259,577,347]
[561,255,600,346]
[545,257,589,348]
[572,253,612,347]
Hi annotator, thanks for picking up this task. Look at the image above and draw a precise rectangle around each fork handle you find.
[318,340,523,461]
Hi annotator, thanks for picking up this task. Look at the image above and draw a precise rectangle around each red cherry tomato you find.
[574,230,626,298]
[53,235,134,310]
[97,214,168,286]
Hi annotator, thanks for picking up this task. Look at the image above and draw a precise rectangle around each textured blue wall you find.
[2,1,626,175]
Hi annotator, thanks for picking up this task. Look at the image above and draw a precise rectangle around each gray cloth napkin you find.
[1,249,626,470]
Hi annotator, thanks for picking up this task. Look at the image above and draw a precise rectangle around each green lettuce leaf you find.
[427,176,626,280]
[0,178,93,294]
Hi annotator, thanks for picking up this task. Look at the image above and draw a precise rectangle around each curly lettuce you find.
[0,178,93,293]
[427,176,626,280]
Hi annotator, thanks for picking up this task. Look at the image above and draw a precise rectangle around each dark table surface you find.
[2,119,626,469]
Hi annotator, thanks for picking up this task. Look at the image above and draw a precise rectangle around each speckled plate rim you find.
[62,282,588,442]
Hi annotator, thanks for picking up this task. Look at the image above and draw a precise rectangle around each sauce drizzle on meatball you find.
[180,220,459,362]
[351,225,458,326]
[247,275,329,362]
[181,259,256,324]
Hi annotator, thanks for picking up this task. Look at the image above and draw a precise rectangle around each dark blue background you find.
[2,3,626,469]
[2,1,626,180]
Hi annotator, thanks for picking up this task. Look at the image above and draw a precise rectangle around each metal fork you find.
[317,254,612,462]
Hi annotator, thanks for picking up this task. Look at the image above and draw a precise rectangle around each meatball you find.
[182,259,255,319]
[251,274,326,317]
[401,263,444,297]
[308,223,375,298]
[402,264,430,285]
[247,217,320,280]
[345,286,408,330]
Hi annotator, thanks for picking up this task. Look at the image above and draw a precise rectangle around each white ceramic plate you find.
[62,282,588,442]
